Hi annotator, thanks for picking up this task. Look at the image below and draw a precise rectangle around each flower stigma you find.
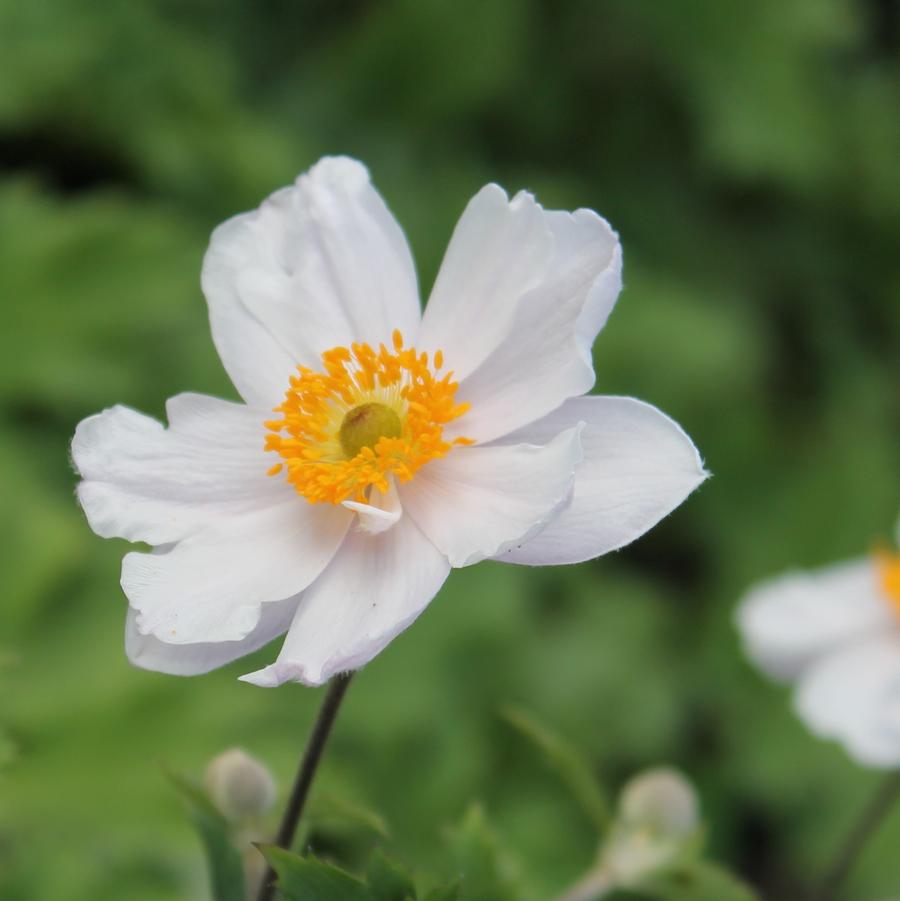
[876,548,900,618]
[265,330,472,505]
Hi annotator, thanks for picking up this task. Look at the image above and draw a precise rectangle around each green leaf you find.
[446,804,520,901]
[308,793,392,840]
[367,850,417,901]
[422,884,460,901]
[501,705,610,831]
[259,845,372,901]
[633,860,758,901]
[166,770,245,901]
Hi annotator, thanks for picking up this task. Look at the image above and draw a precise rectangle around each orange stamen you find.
[265,332,471,505]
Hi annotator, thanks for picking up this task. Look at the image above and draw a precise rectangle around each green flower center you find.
[339,402,403,459]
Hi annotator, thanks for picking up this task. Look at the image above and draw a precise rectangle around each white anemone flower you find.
[72,157,707,688]
[736,522,900,767]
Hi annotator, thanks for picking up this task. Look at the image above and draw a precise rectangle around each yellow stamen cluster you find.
[876,549,900,618]
[265,330,471,504]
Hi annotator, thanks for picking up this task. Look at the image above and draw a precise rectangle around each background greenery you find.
[2,1,899,898]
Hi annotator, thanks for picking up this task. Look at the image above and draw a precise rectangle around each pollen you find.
[264,332,472,505]
[876,549,900,618]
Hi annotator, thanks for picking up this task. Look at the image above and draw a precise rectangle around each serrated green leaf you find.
[260,845,372,901]
[501,705,609,831]
[166,770,245,901]
[634,860,758,901]
[367,849,417,901]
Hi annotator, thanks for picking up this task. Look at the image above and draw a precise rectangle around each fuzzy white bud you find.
[204,748,276,822]
[618,767,699,837]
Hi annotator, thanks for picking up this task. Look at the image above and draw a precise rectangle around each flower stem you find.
[256,672,354,901]
[814,771,900,901]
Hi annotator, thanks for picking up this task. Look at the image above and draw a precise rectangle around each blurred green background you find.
[2,0,899,898]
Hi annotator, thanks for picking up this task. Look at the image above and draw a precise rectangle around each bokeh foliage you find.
[1,1,899,898]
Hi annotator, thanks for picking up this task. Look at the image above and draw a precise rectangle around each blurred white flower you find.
[736,521,900,767]
[557,767,701,901]
[72,156,706,687]
[204,748,276,822]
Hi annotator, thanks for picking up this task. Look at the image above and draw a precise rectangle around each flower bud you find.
[618,767,699,838]
[204,748,276,822]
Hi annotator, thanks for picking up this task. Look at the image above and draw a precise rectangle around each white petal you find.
[124,598,297,676]
[72,395,286,545]
[795,634,900,767]
[122,501,352,644]
[416,186,553,381]
[444,207,621,443]
[493,396,707,566]
[736,558,891,681]
[240,515,449,687]
[398,427,583,568]
[342,477,402,534]
[202,156,422,407]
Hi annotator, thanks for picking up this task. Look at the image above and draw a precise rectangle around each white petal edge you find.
[72,395,287,545]
[443,207,622,444]
[492,396,707,566]
[398,426,583,568]
[342,477,402,534]
[240,514,450,687]
[202,156,422,408]
[122,501,352,644]
[416,185,554,381]
[795,633,900,768]
[736,558,892,681]
[124,598,297,676]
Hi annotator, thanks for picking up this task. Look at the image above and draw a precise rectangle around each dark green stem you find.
[256,672,355,901]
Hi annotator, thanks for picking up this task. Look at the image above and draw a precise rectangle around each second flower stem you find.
[814,771,900,901]
[256,671,355,901]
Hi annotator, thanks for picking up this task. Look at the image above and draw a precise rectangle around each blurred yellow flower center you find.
[876,549,900,618]
[265,330,472,504]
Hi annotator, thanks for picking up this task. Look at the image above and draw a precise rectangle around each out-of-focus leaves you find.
[445,805,523,901]
[501,705,609,831]
[366,849,417,901]
[260,846,371,901]
[166,771,245,901]
[625,860,758,901]
[308,793,392,841]
[421,884,460,901]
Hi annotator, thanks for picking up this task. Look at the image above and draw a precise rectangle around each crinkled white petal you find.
[795,634,900,767]
[491,396,707,566]
[202,156,422,407]
[416,186,553,381]
[240,514,449,687]
[124,597,297,676]
[342,477,402,534]
[398,426,583,568]
[72,394,288,545]
[443,206,621,444]
[123,501,352,645]
[736,558,891,681]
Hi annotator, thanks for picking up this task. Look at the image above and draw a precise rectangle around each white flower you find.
[72,156,706,687]
[736,522,900,767]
